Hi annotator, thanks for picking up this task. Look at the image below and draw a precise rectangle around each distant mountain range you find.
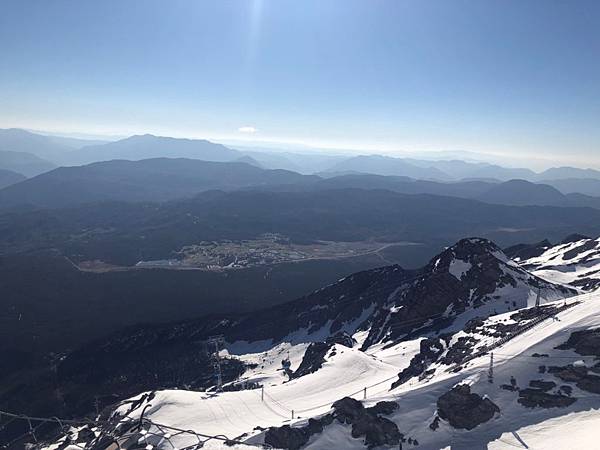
[317,175,600,209]
[0,150,56,177]
[324,155,453,180]
[3,129,600,190]
[4,188,600,269]
[66,134,243,165]
[0,128,79,160]
[323,153,600,186]
[0,158,317,209]
[4,155,600,211]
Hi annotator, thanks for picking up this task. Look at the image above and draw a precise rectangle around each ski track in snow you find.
[111,292,600,450]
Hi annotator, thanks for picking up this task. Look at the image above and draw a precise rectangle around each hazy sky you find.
[1,1,599,167]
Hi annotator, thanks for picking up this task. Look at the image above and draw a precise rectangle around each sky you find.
[0,0,599,168]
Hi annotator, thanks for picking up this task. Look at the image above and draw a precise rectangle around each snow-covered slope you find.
[517,235,600,291]
[52,293,600,450]
[36,238,592,450]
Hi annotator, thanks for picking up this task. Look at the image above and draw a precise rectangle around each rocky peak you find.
[361,237,574,349]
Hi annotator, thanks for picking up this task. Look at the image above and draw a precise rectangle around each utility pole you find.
[535,287,542,309]
[363,387,367,400]
[487,352,494,384]
[261,386,264,402]
[207,335,225,392]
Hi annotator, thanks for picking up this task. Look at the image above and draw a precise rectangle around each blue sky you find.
[0,0,599,167]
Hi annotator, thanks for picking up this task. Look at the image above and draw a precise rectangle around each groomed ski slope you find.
[114,291,600,450]
[115,341,417,448]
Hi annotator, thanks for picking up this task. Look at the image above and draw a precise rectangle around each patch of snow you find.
[448,259,472,280]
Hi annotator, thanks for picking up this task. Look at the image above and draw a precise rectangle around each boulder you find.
[437,384,499,430]
[332,398,402,449]
[264,425,310,450]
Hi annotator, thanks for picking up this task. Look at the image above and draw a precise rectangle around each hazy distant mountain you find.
[537,166,600,181]
[405,159,534,181]
[0,158,317,209]
[457,164,535,181]
[542,178,600,196]
[563,192,600,210]
[68,134,242,165]
[326,155,452,180]
[476,179,570,206]
[318,175,600,210]
[0,169,25,189]
[235,155,263,167]
[316,174,494,198]
[0,128,76,161]
[405,159,491,179]
[237,147,348,174]
[0,150,56,177]
[43,134,109,149]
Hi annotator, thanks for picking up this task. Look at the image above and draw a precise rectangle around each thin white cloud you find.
[238,126,257,134]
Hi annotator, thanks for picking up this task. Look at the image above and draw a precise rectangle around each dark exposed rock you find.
[362,238,573,350]
[332,398,402,449]
[391,338,445,388]
[351,414,402,449]
[332,397,366,424]
[560,385,573,396]
[517,389,576,408]
[504,240,552,261]
[549,364,600,394]
[437,384,500,430]
[264,425,311,450]
[556,328,600,356]
[440,336,478,365]
[291,332,356,380]
[328,331,357,348]
[264,398,402,450]
[366,400,399,416]
[516,376,576,409]
[561,234,591,245]
[563,239,598,260]
[463,318,485,334]
[291,342,331,379]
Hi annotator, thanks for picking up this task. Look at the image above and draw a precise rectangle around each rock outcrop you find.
[437,384,499,430]
[264,397,402,449]
[291,332,356,379]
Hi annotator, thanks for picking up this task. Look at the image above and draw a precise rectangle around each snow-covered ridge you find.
[517,235,600,291]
